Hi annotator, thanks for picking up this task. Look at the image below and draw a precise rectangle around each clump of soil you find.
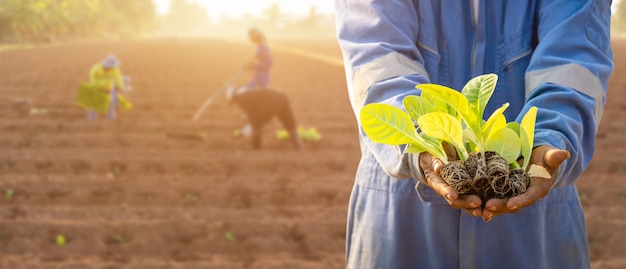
[440,151,530,202]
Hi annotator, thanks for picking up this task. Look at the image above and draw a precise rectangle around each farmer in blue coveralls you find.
[335,1,613,268]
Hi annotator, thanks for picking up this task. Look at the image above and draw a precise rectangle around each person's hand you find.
[481,145,570,222]
[419,145,483,217]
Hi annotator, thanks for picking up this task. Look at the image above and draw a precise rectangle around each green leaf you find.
[520,107,538,170]
[482,103,509,141]
[507,121,521,134]
[421,90,453,115]
[485,127,521,164]
[463,129,478,152]
[418,84,470,117]
[418,83,481,147]
[462,73,498,122]
[360,103,421,146]
[405,144,423,154]
[360,103,449,162]
[403,95,435,121]
[418,112,468,161]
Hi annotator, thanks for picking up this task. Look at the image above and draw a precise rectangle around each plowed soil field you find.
[0,37,624,269]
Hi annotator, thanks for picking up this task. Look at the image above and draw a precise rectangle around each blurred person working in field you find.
[245,28,272,89]
[76,54,132,120]
[192,28,290,148]
[226,85,303,151]
[336,0,612,268]
[228,27,298,149]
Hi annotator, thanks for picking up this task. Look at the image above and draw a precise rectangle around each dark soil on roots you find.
[440,151,530,202]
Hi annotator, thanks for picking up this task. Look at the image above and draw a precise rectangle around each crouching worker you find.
[227,86,303,151]
[76,54,132,120]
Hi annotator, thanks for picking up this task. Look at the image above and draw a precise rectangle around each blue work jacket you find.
[335,0,613,268]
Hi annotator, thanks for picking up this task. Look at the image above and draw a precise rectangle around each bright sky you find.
[153,0,334,19]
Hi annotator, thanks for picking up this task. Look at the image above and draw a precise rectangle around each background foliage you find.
[0,0,156,43]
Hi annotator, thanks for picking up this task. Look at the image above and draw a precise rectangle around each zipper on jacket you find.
[502,49,532,70]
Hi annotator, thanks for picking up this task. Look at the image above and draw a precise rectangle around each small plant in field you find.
[56,234,66,246]
[225,232,235,243]
[185,193,197,201]
[115,235,131,245]
[276,127,322,142]
[112,164,122,175]
[360,74,552,202]
[5,189,14,199]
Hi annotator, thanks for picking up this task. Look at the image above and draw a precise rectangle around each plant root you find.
[440,151,530,202]
[440,161,472,194]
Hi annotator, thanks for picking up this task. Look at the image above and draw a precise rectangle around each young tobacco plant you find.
[360,74,538,171]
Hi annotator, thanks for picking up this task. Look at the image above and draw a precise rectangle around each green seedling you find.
[185,193,197,201]
[276,127,322,142]
[225,232,235,243]
[56,235,66,246]
[115,235,130,245]
[5,189,14,199]
[112,164,122,175]
[147,194,154,201]
[361,74,552,201]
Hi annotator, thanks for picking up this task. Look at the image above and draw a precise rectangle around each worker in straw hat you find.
[78,54,132,120]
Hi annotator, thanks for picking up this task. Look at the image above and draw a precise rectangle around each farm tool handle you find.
[192,69,243,122]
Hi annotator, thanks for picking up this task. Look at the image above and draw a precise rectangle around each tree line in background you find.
[0,0,334,44]
[0,0,156,44]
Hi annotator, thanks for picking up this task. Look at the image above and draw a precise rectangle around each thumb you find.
[544,148,570,169]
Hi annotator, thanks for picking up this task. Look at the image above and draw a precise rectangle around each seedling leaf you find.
[403,95,435,121]
[360,103,420,146]
[485,127,521,164]
[418,112,468,161]
[462,73,498,122]
[418,83,481,146]
[360,103,448,162]
[520,107,538,170]
[482,103,509,141]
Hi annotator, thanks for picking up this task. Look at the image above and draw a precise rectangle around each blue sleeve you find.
[519,0,613,187]
[336,0,429,180]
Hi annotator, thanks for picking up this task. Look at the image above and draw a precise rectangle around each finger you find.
[446,194,482,210]
[432,158,444,174]
[427,173,458,201]
[468,207,483,218]
[544,149,570,169]
[483,198,508,221]
[506,177,552,210]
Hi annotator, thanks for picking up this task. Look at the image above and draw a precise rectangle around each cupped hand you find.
[419,152,483,218]
[481,145,570,222]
